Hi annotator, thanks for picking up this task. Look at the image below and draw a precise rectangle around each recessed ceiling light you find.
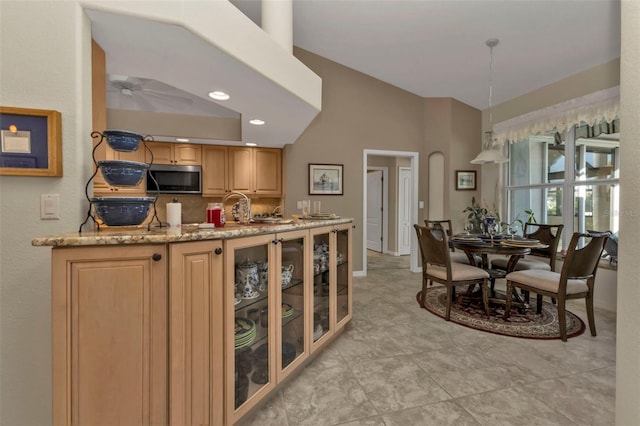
[208,91,230,101]
[249,119,265,126]
[245,142,257,147]
[176,138,190,142]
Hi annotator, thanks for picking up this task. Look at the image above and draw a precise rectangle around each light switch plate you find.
[296,201,303,209]
[419,201,424,208]
[41,194,60,219]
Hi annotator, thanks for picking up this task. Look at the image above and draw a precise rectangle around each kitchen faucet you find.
[223,191,252,223]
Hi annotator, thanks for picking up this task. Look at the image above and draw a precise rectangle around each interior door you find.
[366,170,383,252]
[398,167,412,255]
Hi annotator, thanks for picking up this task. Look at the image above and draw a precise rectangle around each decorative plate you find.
[282,303,293,318]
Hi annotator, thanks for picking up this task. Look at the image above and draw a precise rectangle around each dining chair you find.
[414,224,490,320]
[503,231,609,342]
[491,223,564,272]
[425,219,479,266]
[491,223,564,302]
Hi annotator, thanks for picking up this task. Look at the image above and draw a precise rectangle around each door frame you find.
[362,149,420,276]
[366,167,388,254]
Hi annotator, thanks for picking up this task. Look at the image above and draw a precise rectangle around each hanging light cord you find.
[485,38,499,149]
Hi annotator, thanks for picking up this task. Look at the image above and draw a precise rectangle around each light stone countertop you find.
[32,218,353,247]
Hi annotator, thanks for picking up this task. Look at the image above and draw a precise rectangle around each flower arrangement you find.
[463,197,500,234]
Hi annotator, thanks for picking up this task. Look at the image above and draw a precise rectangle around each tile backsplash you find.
[154,195,282,224]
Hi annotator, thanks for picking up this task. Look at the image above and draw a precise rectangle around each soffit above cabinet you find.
[83,0,321,148]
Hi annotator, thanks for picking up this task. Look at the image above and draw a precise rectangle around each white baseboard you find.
[353,270,366,277]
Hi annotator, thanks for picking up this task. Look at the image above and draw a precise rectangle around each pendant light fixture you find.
[471,38,509,164]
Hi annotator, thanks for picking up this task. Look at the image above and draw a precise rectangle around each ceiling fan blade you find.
[141,90,194,105]
[132,94,156,111]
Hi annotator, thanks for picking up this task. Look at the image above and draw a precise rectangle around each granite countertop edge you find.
[32,218,353,247]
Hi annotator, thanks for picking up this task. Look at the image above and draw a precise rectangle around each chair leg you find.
[586,293,597,337]
[445,285,453,321]
[420,277,428,308]
[481,279,490,317]
[503,281,513,319]
[557,298,567,342]
[536,294,543,315]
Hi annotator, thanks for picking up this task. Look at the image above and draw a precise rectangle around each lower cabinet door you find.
[170,241,224,426]
[277,229,311,381]
[224,234,276,424]
[51,245,167,426]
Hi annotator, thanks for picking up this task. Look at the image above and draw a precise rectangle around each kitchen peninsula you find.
[32,218,352,425]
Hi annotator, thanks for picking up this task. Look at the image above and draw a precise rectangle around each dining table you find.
[449,235,548,308]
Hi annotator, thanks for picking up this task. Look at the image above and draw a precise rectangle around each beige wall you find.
[423,98,483,232]
[0,3,93,425]
[287,49,483,270]
[617,2,640,423]
[286,48,425,271]
[108,109,242,142]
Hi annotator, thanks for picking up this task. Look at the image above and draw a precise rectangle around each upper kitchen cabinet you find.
[145,142,202,165]
[228,147,282,197]
[202,145,228,196]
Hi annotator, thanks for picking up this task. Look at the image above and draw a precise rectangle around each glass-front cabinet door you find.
[334,224,352,329]
[225,234,275,423]
[310,226,334,349]
[276,229,310,380]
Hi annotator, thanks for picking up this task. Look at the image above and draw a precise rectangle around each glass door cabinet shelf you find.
[224,229,313,423]
[225,234,275,423]
[276,230,311,381]
[310,223,353,352]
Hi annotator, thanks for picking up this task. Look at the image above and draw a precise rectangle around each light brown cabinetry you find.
[223,229,312,424]
[228,147,282,196]
[145,141,202,165]
[51,245,167,426]
[309,223,353,353]
[170,240,224,426]
[202,145,228,196]
[48,223,350,426]
[203,146,282,197]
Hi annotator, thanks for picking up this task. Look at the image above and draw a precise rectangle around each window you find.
[506,120,619,251]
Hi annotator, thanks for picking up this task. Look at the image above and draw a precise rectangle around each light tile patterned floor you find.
[237,252,616,426]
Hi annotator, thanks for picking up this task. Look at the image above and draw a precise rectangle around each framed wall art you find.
[309,163,343,195]
[0,106,62,176]
[455,170,476,191]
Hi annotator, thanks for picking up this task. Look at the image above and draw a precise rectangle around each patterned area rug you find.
[417,286,585,340]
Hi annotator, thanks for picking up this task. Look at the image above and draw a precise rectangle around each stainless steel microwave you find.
[146,164,202,194]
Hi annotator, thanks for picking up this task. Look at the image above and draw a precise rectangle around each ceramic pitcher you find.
[281,264,294,288]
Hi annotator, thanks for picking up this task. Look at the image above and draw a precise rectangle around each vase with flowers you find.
[463,197,501,235]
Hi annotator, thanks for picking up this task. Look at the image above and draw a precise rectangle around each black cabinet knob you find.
[152,253,162,261]
[214,247,222,255]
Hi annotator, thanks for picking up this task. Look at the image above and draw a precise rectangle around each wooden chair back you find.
[523,223,564,270]
[559,232,609,289]
[425,220,453,237]
[414,224,451,270]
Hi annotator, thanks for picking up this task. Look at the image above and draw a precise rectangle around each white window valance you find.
[493,86,620,145]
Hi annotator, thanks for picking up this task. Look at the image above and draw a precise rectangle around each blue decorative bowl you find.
[97,160,149,186]
[92,197,155,226]
[102,129,143,152]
